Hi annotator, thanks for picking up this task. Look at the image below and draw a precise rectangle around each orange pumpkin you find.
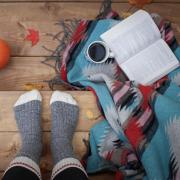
[0,39,10,69]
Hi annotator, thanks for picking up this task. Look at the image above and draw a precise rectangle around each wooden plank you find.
[0,91,102,132]
[0,0,179,2]
[0,3,179,56]
[0,2,127,57]
[0,2,179,22]
[0,57,54,91]
[0,131,114,180]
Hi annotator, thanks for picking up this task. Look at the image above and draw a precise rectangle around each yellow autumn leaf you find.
[24,83,44,91]
[86,110,94,120]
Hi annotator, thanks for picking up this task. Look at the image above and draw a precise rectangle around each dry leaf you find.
[24,83,44,91]
[25,29,40,47]
[128,0,153,8]
[121,12,132,18]
[86,110,94,120]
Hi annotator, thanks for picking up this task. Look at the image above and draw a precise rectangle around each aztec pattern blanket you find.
[44,1,180,179]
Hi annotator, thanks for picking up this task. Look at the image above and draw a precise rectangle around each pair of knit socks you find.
[11,90,80,174]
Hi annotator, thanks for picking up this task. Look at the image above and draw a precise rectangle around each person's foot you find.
[14,89,42,164]
[50,91,88,180]
[50,91,79,165]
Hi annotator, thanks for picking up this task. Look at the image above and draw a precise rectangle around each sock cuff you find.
[4,156,41,179]
[51,158,87,180]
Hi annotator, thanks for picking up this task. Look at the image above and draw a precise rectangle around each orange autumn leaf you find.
[128,0,153,8]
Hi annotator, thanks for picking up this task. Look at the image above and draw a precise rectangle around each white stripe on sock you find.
[50,91,77,105]
[51,158,87,180]
[3,156,41,179]
[14,89,42,107]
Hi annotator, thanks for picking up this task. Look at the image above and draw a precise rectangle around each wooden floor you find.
[0,0,180,179]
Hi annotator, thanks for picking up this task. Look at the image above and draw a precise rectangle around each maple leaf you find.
[25,29,39,46]
[128,0,153,8]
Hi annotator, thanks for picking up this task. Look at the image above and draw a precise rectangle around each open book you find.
[100,10,179,85]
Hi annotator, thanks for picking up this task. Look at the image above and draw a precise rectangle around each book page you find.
[100,10,161,64]
[120,39,179,85]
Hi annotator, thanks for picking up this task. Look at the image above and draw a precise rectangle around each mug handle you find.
[109,51,114,58]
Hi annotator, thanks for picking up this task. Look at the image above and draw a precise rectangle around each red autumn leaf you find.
[128,0,153,8]
[25,29,39,46]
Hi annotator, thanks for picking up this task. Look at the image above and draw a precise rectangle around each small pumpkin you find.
[0,39,10,69]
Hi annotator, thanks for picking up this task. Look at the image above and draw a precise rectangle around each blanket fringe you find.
[45,75,84,90]
[96,0,112,19]
[42,0,113,89]
[42,19,80,89]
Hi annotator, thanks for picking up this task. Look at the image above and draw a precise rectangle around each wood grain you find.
[0,57,54,91]
[0,2,179,22]
[0,3,179,56]
[0,0,179,2]
[0,91,102,132]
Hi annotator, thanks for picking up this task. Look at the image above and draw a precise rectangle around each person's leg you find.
[50,91,88,180]
[3,90,42,180]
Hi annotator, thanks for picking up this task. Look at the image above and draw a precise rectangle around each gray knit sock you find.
[50,91,79,165]
[14,90,42,164]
